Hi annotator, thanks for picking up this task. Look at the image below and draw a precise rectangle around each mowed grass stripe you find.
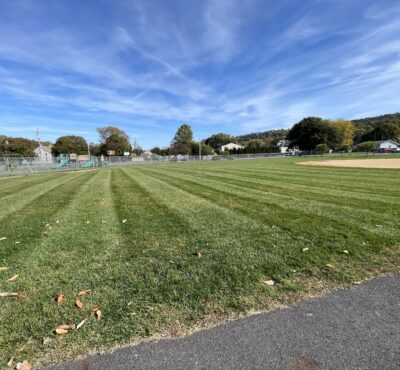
[0,172,84,221]
[175,162,400,198]
[0,173,63,198]
[0,172,96,263]
[0,169,127,364]
[136,166,398,242]
[189,159,400,195]
[164,165,399,213]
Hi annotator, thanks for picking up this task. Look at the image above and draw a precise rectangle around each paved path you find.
[44,274,400,370]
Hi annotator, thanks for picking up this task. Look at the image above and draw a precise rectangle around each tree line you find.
[1,113,399,157]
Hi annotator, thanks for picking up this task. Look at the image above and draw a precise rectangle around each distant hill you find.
[235,129,288,146]
[351,112,400,127]
[233,113,400,145]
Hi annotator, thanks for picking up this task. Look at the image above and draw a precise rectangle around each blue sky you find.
[0,0,399,148]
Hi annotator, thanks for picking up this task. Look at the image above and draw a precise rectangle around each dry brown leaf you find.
[76,319,86,330]
[21,360,32,370]
[75,300,84,309]
[57,293,64,304]
[55,328,69,335]
[0,292,18,297]
[95,309,102,320]
[7,274,19,282]
[90,305,99,312]
[78,290,90,296]
[0,266,9,272]
[325,263,335,269]
[58,324,75,330]
[262,279,275,286]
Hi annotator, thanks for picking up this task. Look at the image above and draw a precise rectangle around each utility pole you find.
[199,138,202,161]
[36,128,43,166]
[87,142,91,157]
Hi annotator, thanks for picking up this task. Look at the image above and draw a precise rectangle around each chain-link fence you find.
[0,152,291,177]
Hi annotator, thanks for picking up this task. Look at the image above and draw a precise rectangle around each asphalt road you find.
[44,274,400,370]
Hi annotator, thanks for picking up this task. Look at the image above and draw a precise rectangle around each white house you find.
[276,140,289,153]
[34,145,53,163]
[374,140,399,153]
[220,142,244,152]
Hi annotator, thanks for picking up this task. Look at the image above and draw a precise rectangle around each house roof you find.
[374,140,399,145]
[35,145,52,153]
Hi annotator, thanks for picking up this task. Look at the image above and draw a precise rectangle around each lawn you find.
[1,156,399,367]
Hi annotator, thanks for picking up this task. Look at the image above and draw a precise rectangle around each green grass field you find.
[1,156,399,367]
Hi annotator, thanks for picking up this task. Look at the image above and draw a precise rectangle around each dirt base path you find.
[298,158,400,169]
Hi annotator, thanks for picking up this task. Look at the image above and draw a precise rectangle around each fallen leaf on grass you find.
[353,281,361,285]
[122,219,127,223]
[8,274,19,281]
[302,247,309,252]
[101,220,107,224]
[86,221,90,224]
[55,220,60,224]
[262,279,275,286]
[78,290,91,296]
[16,360,32,370]
[130,312,137,316]
[95,309,102,320]
[57,293,64,304]
[0,266,9,272]
[342,250,349,254]
[127,301,134,306]
[193,252,202,257]
[55,328,69,335]
[76,319,86,330]
[0,292,18,297]
[15,241,21,244]
[325,264,335,269]
[90,305,99,312]
[75,300,84,309]
[0,237,7,241]
[58,324,75,330]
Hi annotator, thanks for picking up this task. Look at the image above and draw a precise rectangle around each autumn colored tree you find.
[328,119,354,149]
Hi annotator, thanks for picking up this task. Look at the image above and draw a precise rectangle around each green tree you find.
[105,134,132,156]
[170,124,193,155]
[0,136,37,156]
[358,141,376,156]
[97,126,130,143]
[287,117,340,150]
[190,141,214,155]
[53,136,87,155]
[315,143,328,154]
[204,133,235,149]
[362,122,400,142]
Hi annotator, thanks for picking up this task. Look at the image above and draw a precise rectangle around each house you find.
[220,143,244,152]
[276,140,289,153]
[374,140,399,153]
[34,145,53,163]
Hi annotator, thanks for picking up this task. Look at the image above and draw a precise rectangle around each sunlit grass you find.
[0,156,399,367]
